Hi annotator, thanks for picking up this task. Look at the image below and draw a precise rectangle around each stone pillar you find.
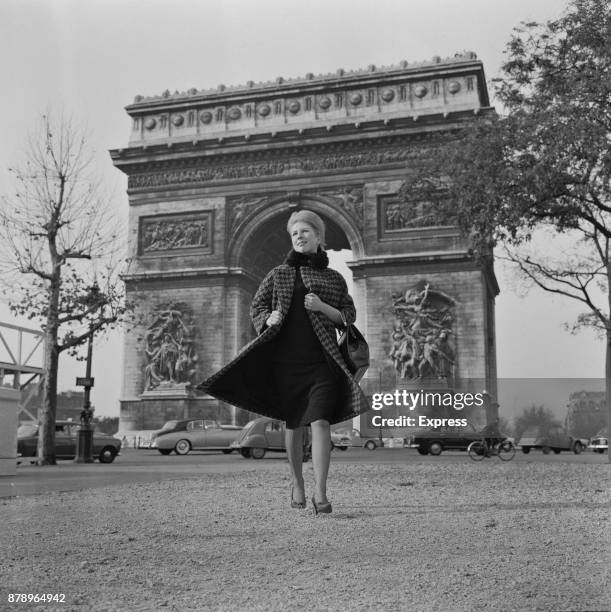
[0,387,20,476]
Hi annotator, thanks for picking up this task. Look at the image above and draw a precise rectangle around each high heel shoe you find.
[290,486,306,509]
[311,496,332,515]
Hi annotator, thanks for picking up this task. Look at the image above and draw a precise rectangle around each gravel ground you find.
[1,459,610,612]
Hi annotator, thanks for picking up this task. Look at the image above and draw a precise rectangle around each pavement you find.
[1,449,258,498]
[1,450,610,611]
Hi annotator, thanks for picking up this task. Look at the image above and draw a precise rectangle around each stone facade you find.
[110,52,498,431]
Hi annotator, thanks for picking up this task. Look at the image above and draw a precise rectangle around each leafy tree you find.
[514,405,562,442]
[400,0,611,460]
[0,113,129,465]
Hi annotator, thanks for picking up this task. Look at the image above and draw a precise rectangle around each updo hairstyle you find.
[286,210,326,248]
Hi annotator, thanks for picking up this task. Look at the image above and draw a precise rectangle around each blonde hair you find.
[286,210,326,247]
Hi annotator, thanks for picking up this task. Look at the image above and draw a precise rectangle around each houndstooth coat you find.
[198,259,370,425]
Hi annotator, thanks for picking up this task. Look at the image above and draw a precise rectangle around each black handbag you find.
[338,324,370,382]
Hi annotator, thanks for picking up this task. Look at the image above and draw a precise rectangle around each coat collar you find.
[284,248,329,270]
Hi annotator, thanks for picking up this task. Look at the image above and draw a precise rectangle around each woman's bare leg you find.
[285,426,305,504]
[311,419,331,504]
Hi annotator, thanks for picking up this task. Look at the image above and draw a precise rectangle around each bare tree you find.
[0,112,128,465]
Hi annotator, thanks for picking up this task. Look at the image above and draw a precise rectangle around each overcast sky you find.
[1,0,601,418]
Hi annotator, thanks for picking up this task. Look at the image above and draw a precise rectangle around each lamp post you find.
[74,327,95,463]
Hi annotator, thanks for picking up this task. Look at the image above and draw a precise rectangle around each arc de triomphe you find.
[110,52,498,433]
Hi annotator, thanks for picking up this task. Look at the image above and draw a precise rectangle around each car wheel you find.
[467,441,486,462]
[251,447,266,459]
[222,449,233,454]
[573,441,583,454]
[98,446,117,464]
[541,446,551,455]
[553,448,561,454]
[417,447,429,455]
[428,442,443,456]
[364,440,377,450]
[498,440,516,462]
[240,448,251,458]
[175,439,191,455]
[521,446,531,454]
[158,449,172,456]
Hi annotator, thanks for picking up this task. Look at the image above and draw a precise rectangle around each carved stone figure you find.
[389,280,456,380]
[142,304,199,391]
[141,215,210,253]
[228,195,270,231]
[306,185,364,229]
[128,141,435,190]
[383,198,448,230]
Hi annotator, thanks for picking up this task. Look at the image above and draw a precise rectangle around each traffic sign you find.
[76,377,95,387]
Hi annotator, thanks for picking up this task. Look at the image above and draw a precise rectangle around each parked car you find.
[412,423,497,456]
[154,419,243,455]
[518,425,584,454]
[150,419,191,444]
[336,429,386,450]
[151,419,241,446]
[330,431,350,450]
[17,420,121,463]
[232,417,311,460]
[588,434,608,454]
[355,435,385,450]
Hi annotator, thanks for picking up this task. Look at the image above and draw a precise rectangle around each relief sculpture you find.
[141,214,210,253]
[383,197,450,230]
[228,186,363,232]
[129,143,434,190]
[143,304,199,392]
[312,186,364,230]
[228,195,270,232]
[388,280,456,381]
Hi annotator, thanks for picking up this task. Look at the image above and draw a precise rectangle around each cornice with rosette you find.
[119,53,489,146]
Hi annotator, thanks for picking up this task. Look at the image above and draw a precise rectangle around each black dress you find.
[271,269,339,429]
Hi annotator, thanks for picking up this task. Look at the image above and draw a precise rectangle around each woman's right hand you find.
[266,310,283,327]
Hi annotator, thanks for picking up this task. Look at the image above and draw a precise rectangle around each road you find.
[1,446,606,499]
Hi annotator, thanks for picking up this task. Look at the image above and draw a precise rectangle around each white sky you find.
[1,0,602,418]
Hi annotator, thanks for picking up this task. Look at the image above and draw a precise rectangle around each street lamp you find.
[74,326,95,463]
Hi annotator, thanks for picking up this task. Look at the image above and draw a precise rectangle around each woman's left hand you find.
[304,292,324,312]
[305,292,343,325]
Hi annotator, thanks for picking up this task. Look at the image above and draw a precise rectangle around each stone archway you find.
[229,196,362,272]
[111,52,498,433]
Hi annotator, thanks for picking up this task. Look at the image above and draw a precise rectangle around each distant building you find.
[565,391,605,438]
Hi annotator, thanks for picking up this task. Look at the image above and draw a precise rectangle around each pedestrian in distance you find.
[199,209,369,514]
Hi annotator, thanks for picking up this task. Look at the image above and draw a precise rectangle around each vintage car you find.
[412,423,497,456]
[333,428,387,450]
[330,431,350,450]
[150,418,241,448]
[154,419,243,455]
[232,417,311,460]
[588,434,608,454]
[518,425,584,454]
[17,420,122,463]
[351,434,386,450]
[150,419,191,444]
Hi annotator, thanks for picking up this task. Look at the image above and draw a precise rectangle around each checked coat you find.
[198,260,370,425]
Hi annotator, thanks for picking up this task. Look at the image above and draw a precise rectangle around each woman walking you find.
[199,210,369,513]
